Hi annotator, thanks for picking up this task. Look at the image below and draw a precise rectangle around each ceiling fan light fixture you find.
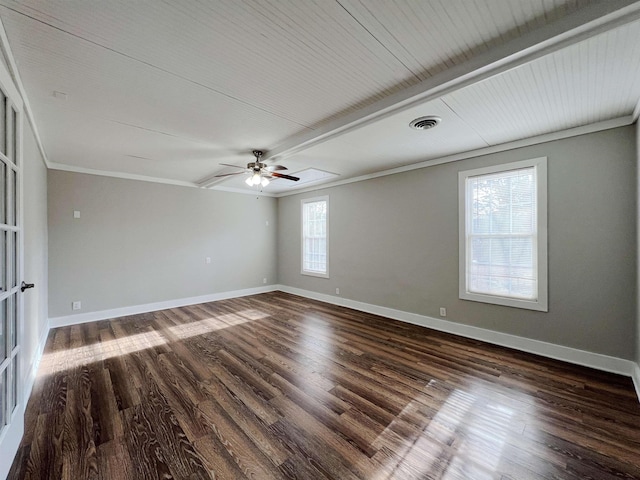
[215,149,300,187]
[409,115,441,130]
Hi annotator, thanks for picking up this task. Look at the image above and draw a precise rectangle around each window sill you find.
[301,270,329,279]
[460,291,548,312]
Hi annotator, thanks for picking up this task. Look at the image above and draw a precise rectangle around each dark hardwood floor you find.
[8,291,640,479]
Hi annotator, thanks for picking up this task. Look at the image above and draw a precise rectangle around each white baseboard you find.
[28,285,279,412]
[277,285,640,401]
[43,283,640,403]
[49,285,279,328]
[632,363,640,401]
[22,322,49,411]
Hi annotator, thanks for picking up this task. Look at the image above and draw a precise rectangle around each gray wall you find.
[278,126,637,360]
[23,118,48,388]
[48,171,277,317]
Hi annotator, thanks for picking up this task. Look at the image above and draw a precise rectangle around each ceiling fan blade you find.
[219,163,246,169]
[271,172,300,181]
[214,172,245,177]
[265,165,288,171]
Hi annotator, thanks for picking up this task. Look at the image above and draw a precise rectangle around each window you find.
[459,157,547,311]
[302,196,328,277]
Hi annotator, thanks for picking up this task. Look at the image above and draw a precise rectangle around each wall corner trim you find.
[48,285,279,328]
[632,362,640,402]
[276,285,640,403]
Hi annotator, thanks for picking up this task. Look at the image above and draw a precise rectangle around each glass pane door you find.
[0,74,22,478]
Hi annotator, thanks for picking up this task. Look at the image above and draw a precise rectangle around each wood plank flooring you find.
[8,291,640,479]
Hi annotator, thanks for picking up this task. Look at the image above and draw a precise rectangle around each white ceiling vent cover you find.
[409,116,442,130]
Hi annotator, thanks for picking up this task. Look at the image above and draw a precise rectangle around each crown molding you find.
[210,185,277,197]
[48,161,198,187]
[47,115,634,197]
[275,115,634,197]
[48,161,277,196]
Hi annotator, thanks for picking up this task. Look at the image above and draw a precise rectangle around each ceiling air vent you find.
[409,115,441,130]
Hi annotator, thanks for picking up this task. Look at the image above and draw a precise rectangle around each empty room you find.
[1,1,640,479]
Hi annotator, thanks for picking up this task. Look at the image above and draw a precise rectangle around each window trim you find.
[458,157,548,312]
[301,195,329,278]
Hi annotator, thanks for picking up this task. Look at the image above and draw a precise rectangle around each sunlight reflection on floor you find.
[298,318,334,369]
[40,308,266,375]
[39,306,519,479]
[39,330,168,375]
[370,380,513,479]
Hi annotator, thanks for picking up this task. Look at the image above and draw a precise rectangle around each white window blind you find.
[459,158,547,311]
[302,197,328,277]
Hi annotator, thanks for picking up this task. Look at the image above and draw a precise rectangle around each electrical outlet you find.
[439,307,446,317]
[263,277,267,284]
[73,210,80,218]
[335,287,340,295]
[72,301,82,311]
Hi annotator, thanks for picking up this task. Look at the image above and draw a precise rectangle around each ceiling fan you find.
[214,150,300,187]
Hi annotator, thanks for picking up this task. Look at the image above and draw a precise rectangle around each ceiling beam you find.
[197,0,640,188]
[265,1,640,160]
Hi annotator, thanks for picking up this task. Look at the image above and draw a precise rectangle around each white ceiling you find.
[1,0,639,195]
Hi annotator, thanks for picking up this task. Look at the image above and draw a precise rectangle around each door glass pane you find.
[9,296,15,349]
[5,169,12,226]
[11,356,16,412]
[0,369,5,429]
[0,91,5,156]
[5,232,11,289]
[0,298,5,362]
[11,108,16,167]
[6,105,11,163]
[10,232,16,288]
[0,162,5,225]
[0,232,4,293]
[11,169,15,227]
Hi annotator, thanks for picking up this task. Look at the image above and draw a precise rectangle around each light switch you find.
[73,210,81,218]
